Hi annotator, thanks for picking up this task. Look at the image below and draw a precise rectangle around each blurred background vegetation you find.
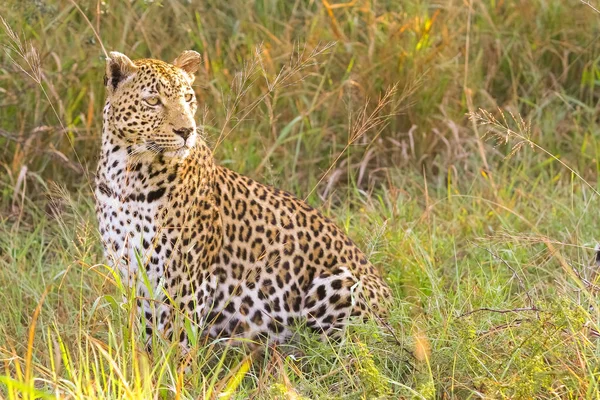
[1,0,598,202]
[2,0,600,398]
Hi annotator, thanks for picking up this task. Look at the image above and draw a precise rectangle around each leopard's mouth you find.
[146,135,196,158]
[145,141,190,157]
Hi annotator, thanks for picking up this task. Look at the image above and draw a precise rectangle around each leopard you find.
[95,50,392,349]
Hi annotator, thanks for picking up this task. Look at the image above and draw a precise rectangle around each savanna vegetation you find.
[1,0,600,398]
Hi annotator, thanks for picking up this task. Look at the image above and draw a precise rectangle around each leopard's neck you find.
[96,130,216,207]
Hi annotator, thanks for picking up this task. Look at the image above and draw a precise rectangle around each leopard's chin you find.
[163,146,191,159]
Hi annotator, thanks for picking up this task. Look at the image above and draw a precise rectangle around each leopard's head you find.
[103,50,201,159]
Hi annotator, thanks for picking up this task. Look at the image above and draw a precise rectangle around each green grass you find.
[2,0,600,398]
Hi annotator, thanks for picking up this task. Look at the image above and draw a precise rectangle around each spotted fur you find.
[95,51,392,347]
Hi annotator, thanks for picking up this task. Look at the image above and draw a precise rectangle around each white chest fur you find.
[96,191,162,285]
[95,148,167,292]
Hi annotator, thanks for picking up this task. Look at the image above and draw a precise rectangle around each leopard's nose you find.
[173,128,193,140]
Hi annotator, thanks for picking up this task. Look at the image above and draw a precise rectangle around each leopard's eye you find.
[144,96,161,106]
[184,93,194,102]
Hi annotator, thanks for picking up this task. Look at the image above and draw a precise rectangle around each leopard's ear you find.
[173,50,201,82]
[105,51,138,90]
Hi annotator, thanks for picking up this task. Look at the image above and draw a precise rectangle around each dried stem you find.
[470,108,600,198]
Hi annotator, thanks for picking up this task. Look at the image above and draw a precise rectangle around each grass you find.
[1,0,600,398]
